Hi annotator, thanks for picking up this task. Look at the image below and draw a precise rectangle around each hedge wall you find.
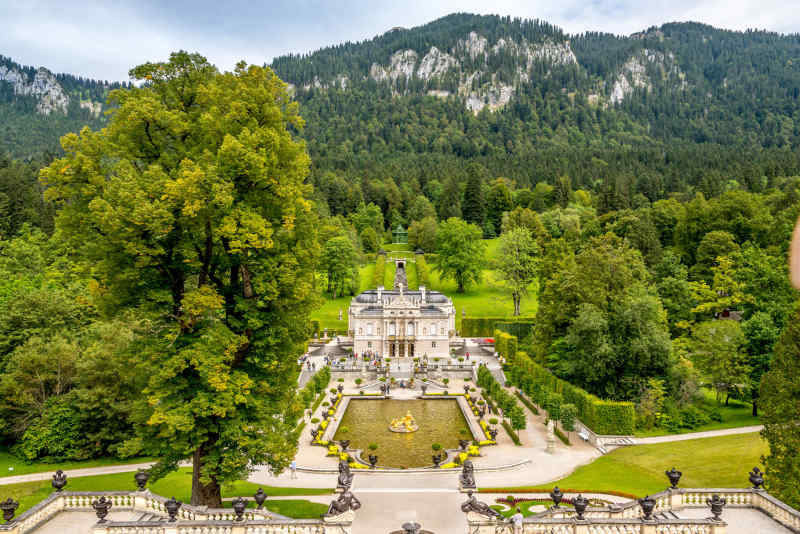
[493,330,517,359]
[495,321,534,340]
[462,317,535,337]
[505,348,635,436]
[373,254,385,288]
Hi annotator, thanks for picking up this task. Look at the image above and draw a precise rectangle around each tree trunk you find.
[513,293,521,316]
[191,446,222,507]
[752,399,758,417]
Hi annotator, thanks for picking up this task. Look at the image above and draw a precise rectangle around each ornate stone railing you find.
[0,490,351,534]
[466,514,724,534]
[516,487,800,533]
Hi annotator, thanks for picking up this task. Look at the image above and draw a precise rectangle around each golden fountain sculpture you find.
[389,410,419,433]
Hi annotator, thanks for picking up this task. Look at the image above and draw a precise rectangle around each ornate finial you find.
[51,470,67,492]
[0,498,19,523]
[749,467,765,489]
[91,496,113,523]
[232,497,247,521]
[666,467,682,489]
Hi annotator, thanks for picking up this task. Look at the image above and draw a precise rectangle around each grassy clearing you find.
[480,432,766,497]
[634,389,760,437]
[0,449,156,478]
[311,263,375,331]
[4,467,332,517]
[382,243,412,252]
[405,261,419,290]
[384,260,396,288]
[262,499,328,519]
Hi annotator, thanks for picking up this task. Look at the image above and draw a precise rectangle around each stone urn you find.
[337,384,344,393]
[0,498,19,523]
[134,470,150,491]
[432,454,442,467]
[666,467,682,489]
[573,495,589,520]
[550,486,563,508]
[463,385,470,395]
[92,496,113,523]
[164,497,182,522]
[749,467,765,489]
[459,439,469,451]
[51,470,67,492]
[639,495,656,520]
[402,521,422,534]
[369,455,378,468]
[707,494,726,521]
[421,384,428,395]
[232,497,247,521]
[254,488,267,509]
[339,440,350,451]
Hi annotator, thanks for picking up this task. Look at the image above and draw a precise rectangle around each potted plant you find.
[311,418,320,424]
[489,417,499,425]
[355,378,362,386]
[431,443,443,467]
[443,378,450,386]
[368,443,379,468]
[330,388,337,394]
[337,378,344,382]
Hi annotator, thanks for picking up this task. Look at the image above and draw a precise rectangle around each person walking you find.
[510,507,523,534]
[290,460,297,479]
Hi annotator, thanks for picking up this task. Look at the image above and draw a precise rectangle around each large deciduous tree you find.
[432,218,484,293]
[40,52,318,506]
[760,303,800,509]
[495,227,539,316]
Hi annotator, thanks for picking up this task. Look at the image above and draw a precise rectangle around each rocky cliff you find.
[0,65,69,114]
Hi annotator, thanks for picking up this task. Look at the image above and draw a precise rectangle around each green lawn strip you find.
[310,263,375,331]
[2,468,332,516]
[384,260,396,288]
[490,500,568,518]
[0,449,157,478]
[382,243,411,252]
[405,261,419,290]
[480,433,766,498]
[262,499,329,519]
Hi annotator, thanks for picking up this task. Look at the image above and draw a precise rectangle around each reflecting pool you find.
[332,398,471,468]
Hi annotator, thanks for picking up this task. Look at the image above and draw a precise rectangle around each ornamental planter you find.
[550,487,563,508]
[639,495,656,520]
[666,467,682,489]
[254,488,267,509]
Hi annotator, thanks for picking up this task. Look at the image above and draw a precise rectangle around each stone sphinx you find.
[459,459,476,489]
[337,458,354,489]
[326,490,362,516]
[460,491,502,519]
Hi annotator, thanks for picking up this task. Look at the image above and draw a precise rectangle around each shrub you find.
[359,391,365,396]
[340,426,349,434]
[310,418,320,424]
[443,378,450,385]
[432,443,442,451]
[369,443,378,451]
[502,420,521,445]
[322,402,329,407]
[355,378,362,385]
[337,378,344,382]
[330,388,337,394]
[560,404,577,433]
[489,417,499,425]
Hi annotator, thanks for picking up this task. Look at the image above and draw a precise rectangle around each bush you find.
[374,254,385,287]
[560,404,577,433]
[369,443,378,451]
[515,390,539,415]
[355,378,362,385]
[489,417,499,425]
[310,418,320,424]
[15,395,92,461]
[502,420,521,445]
[432,443,442,451]
[462,318,535,338]
[417,254,431,288]
[337,378,344,382]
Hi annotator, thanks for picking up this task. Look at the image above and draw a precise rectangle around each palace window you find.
[367,342,372,348]
[432,341,437,348]
[367,323,373,336]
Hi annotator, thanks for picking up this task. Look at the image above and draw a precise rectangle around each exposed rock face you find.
[80,100,103,118]
[609,48,685,104]
[363,31,581,113]
[0,65,69,114]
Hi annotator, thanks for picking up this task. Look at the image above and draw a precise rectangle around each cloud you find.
[0,0,797,81]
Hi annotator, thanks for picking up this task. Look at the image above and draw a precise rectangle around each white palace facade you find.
[348,284,455,358]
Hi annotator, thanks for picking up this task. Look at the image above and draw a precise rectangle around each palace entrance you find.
[388,341,415,358]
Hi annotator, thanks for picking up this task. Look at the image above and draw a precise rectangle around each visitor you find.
[510,507,523,534]
[312,362,316,371]
[290,460,297,479]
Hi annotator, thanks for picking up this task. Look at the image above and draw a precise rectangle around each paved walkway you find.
[632,425,763,444]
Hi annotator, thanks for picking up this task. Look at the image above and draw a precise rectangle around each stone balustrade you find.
[0,490,352,534]
[467,516,723,534]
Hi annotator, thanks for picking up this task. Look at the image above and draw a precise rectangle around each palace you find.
[348,283,455,358]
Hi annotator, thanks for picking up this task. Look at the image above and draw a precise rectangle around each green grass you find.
[406,261,419,290]
[382,243,412,251]
[490,500,569,518]
[263,499,329,519]
[0,449,156,478]
[3,467,332,517]
[481,432,766,497]
[311,263,375,331]
[384,260,396,289]
[634,389,760,437]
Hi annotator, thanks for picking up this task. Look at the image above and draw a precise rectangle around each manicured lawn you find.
[262,499,329,519]
[4,467,332,517]
[382,243,412,252]
[634,389,760,437]
[311,263,375,331]
[0,449,156,478]
[481,432,766,497]
[384,260,396,288]
[405,261,419,290]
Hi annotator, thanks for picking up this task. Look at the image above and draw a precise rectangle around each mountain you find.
[0,55,128,159]
[4,13,800,212]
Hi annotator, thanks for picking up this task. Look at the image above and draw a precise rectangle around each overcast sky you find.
[2,0,798,81]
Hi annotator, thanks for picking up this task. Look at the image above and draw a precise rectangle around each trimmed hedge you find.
[301,367,331,412]
[462,317,535,337]
[505,347,635,436]
[495,321,534,340]
[493,330,518,359]
[373,254,385,288]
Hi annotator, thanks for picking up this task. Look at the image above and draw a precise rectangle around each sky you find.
[1,0,799,82]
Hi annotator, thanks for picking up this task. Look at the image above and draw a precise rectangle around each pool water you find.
[332,398,471,468]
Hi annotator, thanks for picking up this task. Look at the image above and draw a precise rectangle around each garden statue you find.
[337,384,344,393]
[460,491,502,519]
[459,460,476,489]
[232,497,247,521]
[0,499,18,522]
[666,467,682,489]
[164,497,182,522]
[340,440,350,451]
[488,428,498,441]
[134,470,150,491]
[91,496,112,523]
[52,470,67,492]
[707,494,726,521]
[390,411,419,432]
[337,459,354,489]
[639,495,656,520]
[254,488,267,509]
[402,522,422,534]
[550,487,563,508]
[326,491,362,516]
[546,420,556,453]
[749,467,765,489]
[369,455,378,468]
[463,384,470,395]
[459,439,469,451]
[573,495,589,520]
